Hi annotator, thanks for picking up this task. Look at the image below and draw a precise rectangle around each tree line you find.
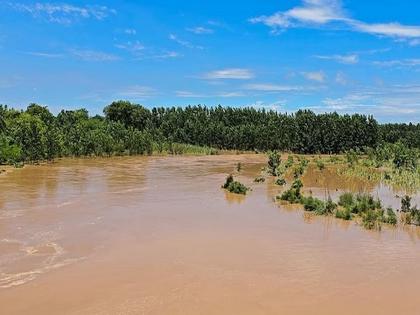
[1,100,419,164]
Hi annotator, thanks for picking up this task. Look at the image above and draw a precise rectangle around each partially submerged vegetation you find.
[222,175,250,195]
[270,152,418,231]
[277,182,403,230]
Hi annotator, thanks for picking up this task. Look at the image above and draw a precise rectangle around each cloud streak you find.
[203,68,254,80]
[250,0,420,41]
[9,2,116,24]
[315,54,359,64]
[169,34,203,49]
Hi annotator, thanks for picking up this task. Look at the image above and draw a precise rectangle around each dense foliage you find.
[1,101,420,164]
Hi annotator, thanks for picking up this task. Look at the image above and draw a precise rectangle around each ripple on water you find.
[0,238,84,289]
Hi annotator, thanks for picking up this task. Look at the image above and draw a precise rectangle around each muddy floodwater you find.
[1,154,420,315]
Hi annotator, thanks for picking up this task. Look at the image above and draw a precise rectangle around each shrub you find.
[278,179,303,203]
[222,174,249,195]
[254,176,265,183]
[267,151,281,176]
[336,208,352,220]
[338,192,355,208]
[222,174,234,189]
[361,209,382,230]
[275,177,286,186]
[324,197,338,215]
[226,181,249,195]
[237,162,242,172]
[382,207,397,225]
[316,159,325,171]
[285,156,294,168]
[301,196,325,213]
[401,195,411,212]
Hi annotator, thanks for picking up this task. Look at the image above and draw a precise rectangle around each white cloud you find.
[187,26,214,34]
[24,51,64,58]
[176,91,207,98]
[335,71,347,85]
[169,34,203,49]
[244,83,303,92]
[217,92,245,97]
[373,59,420,68]
[250,0,420,41]
[249,0,346,33]
[313,85,420,120]
[115,40,145,56]
[124,29,136,35]
[203,68,254,80]
[70,49,120,61]
[10,2,116,24]
[118,85,156,98]
[351,21,420,38]
[175,90,244,98]
[150,51,181,59]
[315,54,359,64]
[302,71,325,82]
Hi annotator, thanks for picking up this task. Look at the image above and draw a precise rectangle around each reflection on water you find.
[0,154,420,315]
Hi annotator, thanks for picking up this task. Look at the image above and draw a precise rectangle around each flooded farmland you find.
[1,154,420,315]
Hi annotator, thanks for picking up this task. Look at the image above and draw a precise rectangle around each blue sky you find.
[1,0,420,122]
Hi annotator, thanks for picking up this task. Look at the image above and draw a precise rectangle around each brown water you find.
[1,155,420,315]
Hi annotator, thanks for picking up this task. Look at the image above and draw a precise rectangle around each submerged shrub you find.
[301,196,325,213]
[227,181,249,195]
[335,208,352,220]
[401,195,412,212]
[222,174,234,189]
[324,197,338,215]
[361,209,382,230]
[338,192,355,208]
[285,156,294,168]
[278,179,303,203]
[275,177,286,186]
[237,162,242,172]
[267,151,281,176]
[222,174,249,195]
[382,207,397,225]
[254,176,265,183]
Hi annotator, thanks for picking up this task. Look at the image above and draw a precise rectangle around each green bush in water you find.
[338,192,382,215]
[222,174,249,195]
[227,181,249,195]
[254,176,265,183]
[267,151,281,176]
[361,209,382,230]
[335,208,352,220]
[401,195,412,212]
[285,156,294,168]
[275,177,286,186]
[222,174,234,189]
[278,179,303,203]
[236,162,242,172]
[324,197,338,215]
[338,192,355,208]
[301,196,325,213]
[382,207,397,225]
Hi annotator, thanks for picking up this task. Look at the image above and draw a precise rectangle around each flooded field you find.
[1,154,420,315]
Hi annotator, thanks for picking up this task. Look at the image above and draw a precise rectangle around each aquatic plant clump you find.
[278,179,303,203]
[254,176,265,183]
[275,177,286,186]
[267,151,281,176]
[222,175,249,195]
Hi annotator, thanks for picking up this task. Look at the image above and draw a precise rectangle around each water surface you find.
[1,155,420,314]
